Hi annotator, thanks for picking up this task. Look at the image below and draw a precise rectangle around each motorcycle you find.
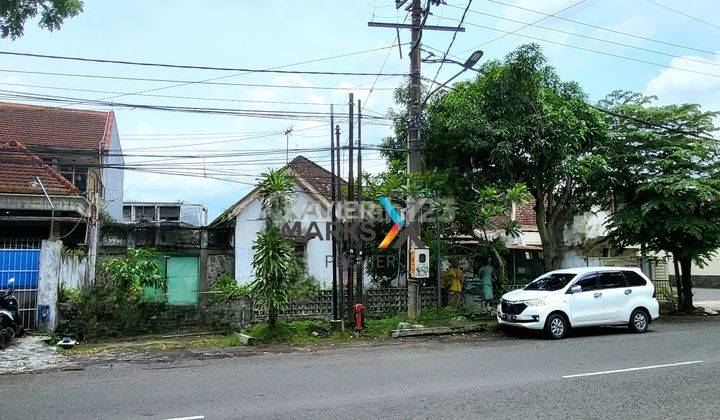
[0,278,24,349]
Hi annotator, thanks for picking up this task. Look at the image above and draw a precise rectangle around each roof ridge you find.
[0,101,112,116]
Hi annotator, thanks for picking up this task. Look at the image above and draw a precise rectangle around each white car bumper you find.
[496,304,547,330]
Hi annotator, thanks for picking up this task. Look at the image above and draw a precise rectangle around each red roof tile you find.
[0,101,114,151]
[287,155,346,202]
[0,140,78,195]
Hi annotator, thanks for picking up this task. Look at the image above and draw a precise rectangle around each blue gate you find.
[0,247,40,329]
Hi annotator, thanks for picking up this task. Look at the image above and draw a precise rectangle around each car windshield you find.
[524,273,577,291]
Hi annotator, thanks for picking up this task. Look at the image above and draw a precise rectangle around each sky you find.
[1,0,718,220]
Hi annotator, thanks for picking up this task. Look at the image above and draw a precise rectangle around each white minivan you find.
[497,267,660,339]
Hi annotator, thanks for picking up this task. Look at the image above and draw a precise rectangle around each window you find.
[524,273,576,291]
[574,273,599,292]
[57,165,89,194]
[122,206,132,221]
[137,206,156,221]
[159,206,180,221]
[623,271,647,287]
[599,271,627,289]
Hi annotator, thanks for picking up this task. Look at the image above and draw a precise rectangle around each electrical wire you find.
[0,69,399,91]
[641,0,720,31]
[0,50,408,77]
[427,0,473,90]
[458,0,587,53]
[440,7,720,69]
[483,0,718,57]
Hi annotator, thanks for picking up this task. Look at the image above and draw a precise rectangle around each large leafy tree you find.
[251,168,296,327]
[1,0,83,39]
[416,44,610,270]
[601,90,720,312]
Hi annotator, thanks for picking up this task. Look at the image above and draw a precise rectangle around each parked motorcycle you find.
[0,278,24,349]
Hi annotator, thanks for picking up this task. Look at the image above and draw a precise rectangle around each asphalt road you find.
[3,318,720,420]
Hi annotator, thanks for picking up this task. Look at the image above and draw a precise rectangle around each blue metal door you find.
[0,247,40,329]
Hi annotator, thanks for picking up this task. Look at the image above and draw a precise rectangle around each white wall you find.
[102,123,124,220]
[234,183,332,285]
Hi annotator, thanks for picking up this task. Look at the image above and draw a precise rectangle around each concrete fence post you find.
[38,239,62,333]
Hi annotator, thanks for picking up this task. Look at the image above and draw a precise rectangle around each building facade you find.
[122,200,208,226]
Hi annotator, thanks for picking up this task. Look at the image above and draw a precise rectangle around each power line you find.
[0,90,395,123]
[428,0,473,90]
[0,81,357,106]
[0,50,408,77]
[459,0,587,53]
[440,19,720,79]
[483,0,719,57]
[442,5,720,69]
[0,68,399,91]
[641,0,720,31]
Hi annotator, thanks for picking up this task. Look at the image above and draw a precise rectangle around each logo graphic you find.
[378,196,425,249]
[378,197,405,249]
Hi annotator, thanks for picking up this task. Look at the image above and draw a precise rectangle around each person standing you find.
[478,257,494,311]
[442,259,464,308]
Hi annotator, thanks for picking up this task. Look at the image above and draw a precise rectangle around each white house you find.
[211,156,343,286]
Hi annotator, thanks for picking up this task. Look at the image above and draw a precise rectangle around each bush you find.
[103,248,166,297]
[211,275,250,298]
[657,286,679,311]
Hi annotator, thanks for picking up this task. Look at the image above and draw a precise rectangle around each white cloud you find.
[645,51,720,111]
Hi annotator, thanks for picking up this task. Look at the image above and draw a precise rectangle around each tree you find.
[250,168,296,327]
[250,228,294,327]
[1,0,83,39]
[416,44,610,270]
[103,248,165,298]
[601,90,720,312]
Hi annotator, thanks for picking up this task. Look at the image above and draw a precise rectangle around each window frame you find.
[622,270,648,287]
[570,272,600,293]
[598,270,629,289]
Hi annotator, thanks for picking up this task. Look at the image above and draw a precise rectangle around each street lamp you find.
[422,50,484,107]
[30,176,56,239]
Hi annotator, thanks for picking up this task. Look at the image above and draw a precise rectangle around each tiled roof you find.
[0,101,114,151]
[286,155,346,202]
[0,140,78,195]
[211,155,346,226]
[490,200,537,228]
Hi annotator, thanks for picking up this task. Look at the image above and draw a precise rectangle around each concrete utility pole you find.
[346,93,355,320]
[356,98,363,303]
[406,0,423,320]
[368,0,465,320]
[330,105,339,324]
[285,126,293,164]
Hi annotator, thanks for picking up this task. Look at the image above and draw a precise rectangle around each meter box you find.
[410,248,430,278]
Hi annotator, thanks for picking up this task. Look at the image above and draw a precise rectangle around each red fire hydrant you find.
[353,303,366,332]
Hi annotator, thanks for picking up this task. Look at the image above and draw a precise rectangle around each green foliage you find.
[602,90,720,311]
[257,168,295,228]
[0,0,83,39]
[656,286,678,311]
[416,44,610,269]
[61,246,86,258]
[250,229,295,327]
[210,275,250,298]
[103,249,166,298]
[245,320,336,345]
[58,284,81,305]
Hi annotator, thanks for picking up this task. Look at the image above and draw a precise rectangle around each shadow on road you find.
[497,324,646,341]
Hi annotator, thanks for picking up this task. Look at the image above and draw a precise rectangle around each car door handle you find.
[625,289,632,295]
[593,292,602,298]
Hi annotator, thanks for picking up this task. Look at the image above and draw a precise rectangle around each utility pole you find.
[335,124,344,319]
[368,0,465,319]
[346,92,355,321]
[284,126,293,164]
[406,0,423,320]
[356,99,363,303]
[330,105,339,324]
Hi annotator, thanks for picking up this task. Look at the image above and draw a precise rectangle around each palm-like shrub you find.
[257,168,295,228]
[251,229,294,327]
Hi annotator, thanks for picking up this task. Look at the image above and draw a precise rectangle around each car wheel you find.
[544,313,568,339]
[629,309,649,333]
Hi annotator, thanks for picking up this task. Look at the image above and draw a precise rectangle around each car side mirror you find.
[569,285,582,294]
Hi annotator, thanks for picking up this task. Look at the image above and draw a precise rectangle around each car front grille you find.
[501,299,527,315]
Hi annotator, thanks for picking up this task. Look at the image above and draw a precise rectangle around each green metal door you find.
[166,256,199,305]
